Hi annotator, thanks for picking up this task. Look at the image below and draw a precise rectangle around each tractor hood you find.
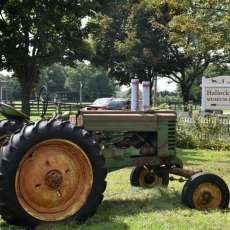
[77,109,176,132]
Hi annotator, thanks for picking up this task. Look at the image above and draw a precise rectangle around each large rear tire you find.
[0,119,107,227]
[0,119,24,147]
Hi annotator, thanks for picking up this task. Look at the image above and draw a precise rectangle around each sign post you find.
[201,77,206,112]
[201,76,230,112]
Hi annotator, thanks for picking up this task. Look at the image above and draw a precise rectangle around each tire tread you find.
[0,119,107,227]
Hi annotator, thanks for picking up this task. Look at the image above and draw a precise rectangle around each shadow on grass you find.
[177,149,209,164]
[0,214,129,230]
[99,189,186,218]
[177,148,230,165]
[0,221,23,230]
[0,189,184,229]
[0,220,129,230]
[36,220,129,230]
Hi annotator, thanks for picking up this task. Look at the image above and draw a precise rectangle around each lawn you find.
[0,149,229,230]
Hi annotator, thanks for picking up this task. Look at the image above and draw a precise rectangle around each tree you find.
[64,63,92,94]
[165,0,230,108]
[39,64,66,95]
[65,63,115,102]
[0,0,109,115]
[204,64,230,78]
[84,68,115,101]
[92,0,230,109]
[0,74,21,101]
[91,0,189,104]
[7,77,22,101]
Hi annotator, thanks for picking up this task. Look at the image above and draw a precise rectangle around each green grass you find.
[0,149,230,230]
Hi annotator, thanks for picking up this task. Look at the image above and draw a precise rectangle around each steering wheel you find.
[37,86,49,118]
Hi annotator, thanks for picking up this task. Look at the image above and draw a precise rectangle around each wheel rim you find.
[193,182,222,209]
[15,139,93,221]
[139,168,162,188]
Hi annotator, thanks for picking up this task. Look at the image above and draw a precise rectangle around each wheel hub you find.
[201,191,213,204]
[45,170,63,190]
[15,139,93,221]
[193,182,222,209]
[144,174,155,184]
[139,168,163,188]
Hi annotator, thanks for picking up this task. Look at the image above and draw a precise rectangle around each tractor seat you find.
[0,103,29,121]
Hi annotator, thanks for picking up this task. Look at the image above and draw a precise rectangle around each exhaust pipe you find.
[142,81,150,111]
[131,79,140,111]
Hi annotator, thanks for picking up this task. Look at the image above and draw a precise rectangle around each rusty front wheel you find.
[130,166,169,188]
[182,172,229,209]
[0,119,107,227]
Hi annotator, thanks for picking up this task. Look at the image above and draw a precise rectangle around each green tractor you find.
[0,103,29,147]
[0,103,229,228]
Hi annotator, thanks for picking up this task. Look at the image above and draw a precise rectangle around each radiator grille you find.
[168,121,176,150]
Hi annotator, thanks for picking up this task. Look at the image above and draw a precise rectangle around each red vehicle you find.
[83,98,130,110]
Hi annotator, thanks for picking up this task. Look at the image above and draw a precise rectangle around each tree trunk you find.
[150,79,153,106]
[15,63,39,117]
[21,86,32,116]
[180,83,190,111]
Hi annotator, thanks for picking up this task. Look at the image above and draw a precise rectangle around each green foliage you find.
[199,139,230,151]
[65,63,115,102]
[7,76,22,101]
[176,126,199,149]
[0,0,107,70]
[0,74,21,101]
[166,0,230,106]
[204,64,230,78]
[84,69,115,101]
[1,62,115,102]
[65,63,92,92]
[177,116,230,151]
[93,0,230,107]
[0,0,110,115]
[92,0,188,94]
[159,91,183,105]
[39,64,66,94]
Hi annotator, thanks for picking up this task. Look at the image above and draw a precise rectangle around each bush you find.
[199,139,230,151]
[176,128,199,149]
[176,116,230,151]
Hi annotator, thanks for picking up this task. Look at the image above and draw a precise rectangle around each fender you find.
[0,103,30,122]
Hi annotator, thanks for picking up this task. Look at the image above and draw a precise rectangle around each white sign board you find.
[201,76,230,111]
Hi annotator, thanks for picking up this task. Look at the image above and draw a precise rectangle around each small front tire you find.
[130,166,169,188]
[182,172,229,209]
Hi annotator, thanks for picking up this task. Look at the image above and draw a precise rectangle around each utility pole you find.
[79,81,83,103]
[153,76,158,107]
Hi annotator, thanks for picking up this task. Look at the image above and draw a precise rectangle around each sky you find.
[121,77,177,92]
[157,77,176,92]
[0,70,13,76]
